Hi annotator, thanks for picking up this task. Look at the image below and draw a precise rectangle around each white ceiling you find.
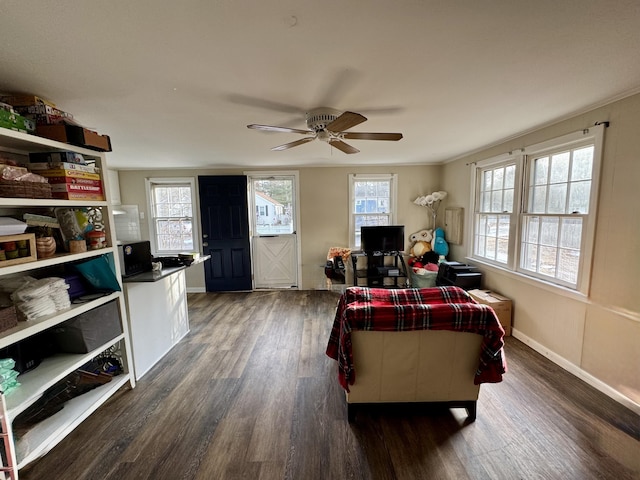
[1,1,639,170]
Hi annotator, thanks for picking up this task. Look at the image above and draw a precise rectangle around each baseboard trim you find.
[186,287,206,293]
[512,328,640,415]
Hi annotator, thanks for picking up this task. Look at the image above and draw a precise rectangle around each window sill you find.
[464,256,589,303]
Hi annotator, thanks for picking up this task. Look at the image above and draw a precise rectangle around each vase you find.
[36,236,57,258]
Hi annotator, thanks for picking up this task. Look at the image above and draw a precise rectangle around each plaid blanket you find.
[326,286,506,392]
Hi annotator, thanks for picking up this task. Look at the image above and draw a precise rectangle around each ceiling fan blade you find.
[271,136,316,151]
[342,132,403,141]
[326,111,367,132]
[248,124,313,135]
[316,68,361,108]
[227,94,304,115]
[329,139,360,154]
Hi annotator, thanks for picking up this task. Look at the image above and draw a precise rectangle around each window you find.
[349,174,398,248]
[474,161,518,264]
[520,144,595,286]
[146,178,199,254]
[470,126,604,292]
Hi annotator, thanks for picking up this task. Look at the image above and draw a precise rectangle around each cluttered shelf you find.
[5,333,126,418]
[0,93,131,477]
[0,127,106,158]
[0,291,121,350]
[1,94,111,154]
[350,250,408,288]
[0,244,116,277]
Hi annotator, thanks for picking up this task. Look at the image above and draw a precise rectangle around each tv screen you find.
[360,225,405,253]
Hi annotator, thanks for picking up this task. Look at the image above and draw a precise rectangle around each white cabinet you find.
[106,169,121,205]
[124,268,189,380]
[0,128,135,478]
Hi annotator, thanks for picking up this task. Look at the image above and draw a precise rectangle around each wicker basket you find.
[0,179,52,199]
[0,305,19,333]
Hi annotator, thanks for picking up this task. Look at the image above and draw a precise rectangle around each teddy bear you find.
[407,229,433,258]
[407,229,440,274]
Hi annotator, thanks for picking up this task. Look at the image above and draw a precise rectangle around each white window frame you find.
[469,125,604,294]
[348,173,398,249]
[471,154,523,270]
[145,177,200,255]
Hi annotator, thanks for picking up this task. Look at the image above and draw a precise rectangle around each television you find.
[360,225,405,253]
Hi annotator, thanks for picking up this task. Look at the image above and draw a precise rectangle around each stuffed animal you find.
[408,229,433,257]
[432,227,449,257]
[411,240,431,257]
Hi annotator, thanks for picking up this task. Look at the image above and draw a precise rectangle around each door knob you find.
[203,242,209,247]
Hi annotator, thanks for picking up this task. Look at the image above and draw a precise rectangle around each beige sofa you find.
[326,286,506,423]
[346,329,483,421]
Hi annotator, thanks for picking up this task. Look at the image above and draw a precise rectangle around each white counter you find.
[123,267,189,380]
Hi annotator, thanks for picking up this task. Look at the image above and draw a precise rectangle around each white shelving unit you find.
[0,128,135,479]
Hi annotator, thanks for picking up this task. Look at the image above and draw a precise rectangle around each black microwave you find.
[118,241,152,277]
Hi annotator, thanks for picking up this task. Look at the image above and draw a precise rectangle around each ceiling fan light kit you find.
[247,107,402,154]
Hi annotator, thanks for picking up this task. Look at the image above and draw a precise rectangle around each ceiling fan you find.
[247,107,403,154]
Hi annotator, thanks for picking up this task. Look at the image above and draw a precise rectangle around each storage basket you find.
[0,305,19,333]
[0,179,52,199]
[410,270,438,288]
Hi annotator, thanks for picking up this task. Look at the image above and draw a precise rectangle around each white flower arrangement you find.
[413,191,447,228]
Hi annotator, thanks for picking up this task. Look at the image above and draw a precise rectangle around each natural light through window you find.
[146,178,198,254]
[349,174,397,249]
[470,125,604,293]
[520,145,594,285]
[474,163,516,264]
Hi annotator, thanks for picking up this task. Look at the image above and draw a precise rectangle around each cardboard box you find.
[2,97,75,126]
[29,162,97,173]
[50,183,103,194]
[468,289,512,336]
[13,104,74,124]
[0,94,57,109]
[29,152,86,165]
[37,169,101,181]
[36,124,112,152]
[51,191,105,201]
[46,176,102,186]
[14,103,58,115]
[20,112,67,126]
[0,109,36,134]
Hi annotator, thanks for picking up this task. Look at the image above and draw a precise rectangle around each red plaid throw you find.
[326,286,507,391]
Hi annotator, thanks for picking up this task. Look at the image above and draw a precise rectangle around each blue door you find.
[198,175,252,291]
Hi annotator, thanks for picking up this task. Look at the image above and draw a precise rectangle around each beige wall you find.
[116,93,639,407]
[117,164,440,291]
[442,93,640,407]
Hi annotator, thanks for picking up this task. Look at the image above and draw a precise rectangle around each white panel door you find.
[253,235,297,288]
[247,172,300,289]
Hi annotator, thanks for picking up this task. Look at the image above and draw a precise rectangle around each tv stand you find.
[350,250,408,288]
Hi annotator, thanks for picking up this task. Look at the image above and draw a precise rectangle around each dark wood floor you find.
[20,290,639,480]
